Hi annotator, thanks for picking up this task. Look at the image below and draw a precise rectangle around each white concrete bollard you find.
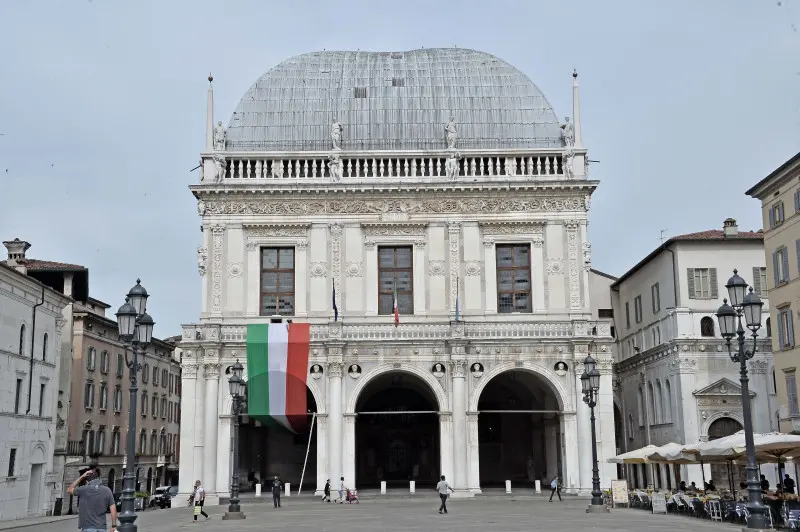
[505,480,512,494]
[255,484,262,497]
[534,480,541,494]
[285,483,291,496]
[381,481,386,495]
[410,480,416,494]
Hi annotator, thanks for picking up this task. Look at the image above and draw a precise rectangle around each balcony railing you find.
[66,441,85,457]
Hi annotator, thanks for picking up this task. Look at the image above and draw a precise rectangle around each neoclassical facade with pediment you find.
[178,48,615,501]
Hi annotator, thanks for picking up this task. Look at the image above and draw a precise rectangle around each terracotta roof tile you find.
[1,258,87,271]
[670,229,763,241]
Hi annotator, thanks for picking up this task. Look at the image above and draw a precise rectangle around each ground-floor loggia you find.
[178,356,617,502]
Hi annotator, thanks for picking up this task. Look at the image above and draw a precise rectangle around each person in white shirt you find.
[436,475,454,514]
[193,480,209,521]
[338,477,346,504]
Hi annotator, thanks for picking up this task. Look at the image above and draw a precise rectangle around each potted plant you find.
[134,491,149,511]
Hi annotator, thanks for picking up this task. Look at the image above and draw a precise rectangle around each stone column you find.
[545,418,559,480]
[483,238,497,314]
[562,413,580,494]
[314,414,328,496]
[210,225,225,318]
[327,361,344,484]
[574,356,592,494]
[532,234,546,312]
[364,242,378,316]
[413,240,427,315]
[466,412,481,493]
[448,223,461,317]
[245,242,260,317]
[295,239,309,317]
[439,412,453,484]
[451,358,468,494]
[201,231,211,316]
[216,414,231,499]
[343,415,356,488]
[193,363,206,489]
[177,361,199,499]
[202,361,220,500]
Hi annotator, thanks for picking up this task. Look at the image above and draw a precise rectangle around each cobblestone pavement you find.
[9,497,741,532]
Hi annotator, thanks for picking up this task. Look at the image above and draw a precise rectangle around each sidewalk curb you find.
[0,515,77,531]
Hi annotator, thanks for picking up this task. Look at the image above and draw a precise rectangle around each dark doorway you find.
[613,403,624,481]
[355,372,440,488]
[107,468,115,491]
[708,417,745,491]
[477,370,561,487]
[237,386,317,492]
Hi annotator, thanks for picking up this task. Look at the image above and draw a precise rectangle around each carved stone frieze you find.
[203,363,221,379]
[362,223,427,238]
[330,224,342,308]
[310,262,328,278]
[211,225,225,314]
[547,257,564,275]
[182,364,199,379]
[327,362,344,378]
[448,222,461,313]
[428,261,445,276]
[197,247,208,276]
[227,262,243,278]
[244,224,311,238]
[749,359,769,374]
[566,223,581,309]
[203,195,588,216]
[480,222,546,236]
[451,359,467,378]
[483,237,494,248]
[697,396,743,407]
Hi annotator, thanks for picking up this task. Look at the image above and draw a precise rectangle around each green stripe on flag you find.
[246,324,270,423]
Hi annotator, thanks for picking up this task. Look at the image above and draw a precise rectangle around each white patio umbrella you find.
[646,442,699,464]
[608,445,659,464]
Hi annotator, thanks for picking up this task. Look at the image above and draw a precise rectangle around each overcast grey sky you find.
[1,1,798,335]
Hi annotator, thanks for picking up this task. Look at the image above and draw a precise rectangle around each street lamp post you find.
[115,280,155,532]
[581,353,608,513]
[223,360,246,520]
[715,269,769,531]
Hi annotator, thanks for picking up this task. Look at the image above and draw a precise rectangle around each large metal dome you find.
[225,48,563,152]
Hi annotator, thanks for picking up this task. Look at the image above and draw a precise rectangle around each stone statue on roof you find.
[331,119,342,150]
[213,121,227,151]
[444,117,458,149]
[560,117,574,149]
[328,152,343,182]
[445,151,461,180]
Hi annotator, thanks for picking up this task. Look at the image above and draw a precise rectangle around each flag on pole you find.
[332,281,338,322]
[393,281,399,327]
[455,275,460,322]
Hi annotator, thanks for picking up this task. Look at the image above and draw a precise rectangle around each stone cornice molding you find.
[243,224,311,238]
[196,192,590,217]
[479,221,546,236]
[361,223,428,238]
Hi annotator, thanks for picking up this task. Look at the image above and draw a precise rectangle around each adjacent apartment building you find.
[610,219,775,490]
[0,260,70,519]
[746,151,800,433]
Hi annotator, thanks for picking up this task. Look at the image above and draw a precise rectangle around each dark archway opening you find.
[238,386,317,492]
[708,417,745,491]
[108,468,116,492]
[477,370,562,487]
[613,403,624,481]
[355,372,440,488]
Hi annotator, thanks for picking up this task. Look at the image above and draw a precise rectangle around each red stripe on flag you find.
[285,323,310,432]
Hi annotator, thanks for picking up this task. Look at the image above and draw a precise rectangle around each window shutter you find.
[782,249,790,283]
[752,267,762,296]
[795,191,800,212]
[774,251,781,286]
[709,268,718,299]
[796,240,800,276]
[789,311,796,348]
[687,268,695,299]
[779,312,787,349]
[770,208,776,228]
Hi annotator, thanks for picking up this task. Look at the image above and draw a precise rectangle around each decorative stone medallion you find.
[348,364,362,379]
[310,364,324,379]
[554,361,568,376]
[432,363,446,378]
[471,363,484,378]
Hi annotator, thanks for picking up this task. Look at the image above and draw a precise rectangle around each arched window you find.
[656,380,664,424]
[42,333,48,361]
[637,387,644,426]
[701,316,715,337]
[647,381,656,425]
[664,379,673,423]
[19,324,26,355]
[767,317,772,338]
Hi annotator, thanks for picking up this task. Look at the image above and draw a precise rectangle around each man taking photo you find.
[68,467,117,532]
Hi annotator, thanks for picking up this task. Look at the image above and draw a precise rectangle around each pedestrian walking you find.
[271,475,282,508]
[68,467,117,532]
[436,475,454,514]
[193,480,209,521]
[549,476,562,501]
[338,476,346,504]
[322,479,331,502]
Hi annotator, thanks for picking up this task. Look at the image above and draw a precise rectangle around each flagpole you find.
[297,412,316,496]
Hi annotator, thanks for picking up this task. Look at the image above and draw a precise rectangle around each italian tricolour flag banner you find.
[246,322,310,433]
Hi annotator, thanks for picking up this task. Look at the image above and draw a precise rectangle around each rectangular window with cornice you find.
[687,268,718,299]
[651,283,661,313]
[378,246,413,315]
[260,247,295,316]
[634,295,642,323]
[496,244,532,313]
[779,307,795,350]
[787,373,799,416]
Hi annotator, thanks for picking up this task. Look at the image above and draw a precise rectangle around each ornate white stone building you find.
[611,219,776,490]
[178,48,615,501]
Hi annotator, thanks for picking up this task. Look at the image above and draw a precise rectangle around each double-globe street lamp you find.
[115,280,155,532]
[715,270,769,531]
[581,353,608,513]
[223,360,247,520]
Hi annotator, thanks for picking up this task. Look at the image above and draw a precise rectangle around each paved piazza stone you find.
[20,497,737,532]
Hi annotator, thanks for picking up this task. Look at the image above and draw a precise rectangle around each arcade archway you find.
[476,369,563,487]
[355,371,441,488]
[708,416,745,491]
[237,386,318,491]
